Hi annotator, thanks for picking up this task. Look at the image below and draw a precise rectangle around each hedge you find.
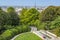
[0,25,31,40]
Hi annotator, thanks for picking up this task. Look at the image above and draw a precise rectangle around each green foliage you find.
[0,25,31,40]
[50,27,60,36]
[0,7,2,11]
[37,22,47,30]
[40,6,57,22]
[3,25,14,29]
[0,10,8,25]
[7,7,20,26]
[7,7,15,13]
[1,6,60,39]
[15,25,31,33]
[0,7,20,33]
[22,25,31,32]
[49,16,60,36]
[0,8,9,33]
[0,30,13,40]
[0,25,15,34]
[10,28,19,36]
[20,8,28,14]
[50,16,60,29]
[56,7,60,15]
[20,8,40,26]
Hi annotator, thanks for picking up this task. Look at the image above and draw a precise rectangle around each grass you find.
[15,32,42,40]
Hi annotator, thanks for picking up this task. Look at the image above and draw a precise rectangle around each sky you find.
[0,0,60,6]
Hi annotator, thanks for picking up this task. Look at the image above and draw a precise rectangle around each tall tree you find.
[7,7,20,26]
[40,6,57,22]
[0,7,9,33]
[20,8,40,26]
[56,6,60,15]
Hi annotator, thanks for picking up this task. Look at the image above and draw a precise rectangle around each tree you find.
[0,7,2,11]
[0,7,9,33]
[56,6,60,15]
[20,8,28,14]
[20,8,40,26]
[0,7,9,25]
[40,6,57,22]
[7,7,20,26]
[50,16,60,29]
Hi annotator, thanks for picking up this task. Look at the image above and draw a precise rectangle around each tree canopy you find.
[20,8,40,26]
[40,6,57,22]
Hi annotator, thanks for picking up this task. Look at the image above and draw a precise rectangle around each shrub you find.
[0,25,31,40]
[15,25,31,33]
[49,16,60,29]
[37,22,47,30]
[0,30,13,40]
[15,26,22,33]
[22,25,31,32]
[4,25,14,30]
[10,28,19,36]
[0,25,15,34]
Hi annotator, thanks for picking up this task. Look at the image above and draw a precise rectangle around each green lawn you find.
[15,32,42,40]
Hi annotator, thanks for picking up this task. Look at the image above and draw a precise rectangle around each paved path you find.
[32,30,60,40]
[31,27,60,40]
[33,31,49,40]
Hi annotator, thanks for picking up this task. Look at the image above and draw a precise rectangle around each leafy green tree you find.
[50,16,60,29]
[7,7,20,26]
[0,7,8,25]
[0,7,8,34]
[40,6,57,22]
[19,8,28,24]
[20,8,40,26]
[56,7,60,15]
[20,8,28,14]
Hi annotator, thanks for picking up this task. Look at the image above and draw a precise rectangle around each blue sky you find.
[0,0,60,6]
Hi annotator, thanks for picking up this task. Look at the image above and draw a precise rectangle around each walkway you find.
[32,30,60,40]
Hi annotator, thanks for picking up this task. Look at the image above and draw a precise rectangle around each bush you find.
[49,16,60,29]
[0,30,13,40]
[0,25,15,34]
[50,27,60,37]
[15,25,31,33]
[37,22,47,30]
[0,25,31,40]
[4,25,14,30]
[10,28,19,36]
[15,26,22,33]
[22,25,31,32]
